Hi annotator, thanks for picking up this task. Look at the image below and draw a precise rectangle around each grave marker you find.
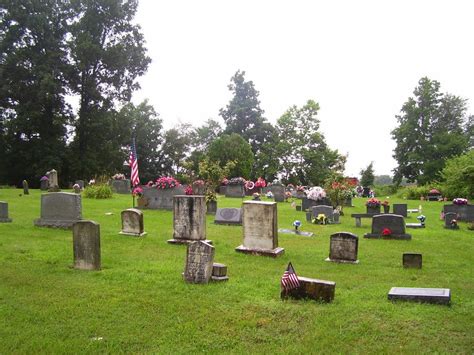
[393,204,408,217]
[183,241,215,284]
[403,253,422,268]
[225,184,245,198]
[22,180,29,195]
[168,195,210,244]
[444,212,459,229]
[388,287,450,305]
[326,232,359,263]
[73,220,101,270]
[364,214,411,240]
[0,201,12,223]
[214,208,242,225]
[141,186,186,209]
[120,208,147,236]
[34,192,82,229]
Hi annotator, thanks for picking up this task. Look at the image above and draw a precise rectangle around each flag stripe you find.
[281,262,300,292]
[130,139,140,187]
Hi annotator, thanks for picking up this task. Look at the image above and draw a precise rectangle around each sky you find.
[132,0,474,178]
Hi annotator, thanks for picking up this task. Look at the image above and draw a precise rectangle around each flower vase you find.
[206,200,217,215]
[383,205,390,214]
[367,206,381,214]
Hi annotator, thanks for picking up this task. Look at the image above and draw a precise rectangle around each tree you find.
[159,124,194,179]
[67,0,151,179]
[360,162,375,187]
[392,77,471,185]
[207,133,254,178]
[440,150,474,199]
[275,100,345,185]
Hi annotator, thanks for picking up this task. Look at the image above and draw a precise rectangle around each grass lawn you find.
[0,188,473,353]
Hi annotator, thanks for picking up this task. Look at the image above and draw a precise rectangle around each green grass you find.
[0,189,473,353]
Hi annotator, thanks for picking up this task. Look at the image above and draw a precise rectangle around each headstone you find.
[388,287,450,305]
[270,185,285,202]
[343,196,353,207]
[34,192,82,229]
[212,262,229,281]
[311,205,337,223]
[235,201,284,257]
[366,205,381,214]
[48,169,60,191]
[168,195,210,244]
[183,241,215,284]
[206,201,217,215]
[326,232,359,263]
[22,180,29,195]
[403,253,422,268]
[120,208,146,236]
[110,179,131,194]
[281,277,335,303]
[75,180,84,189]
[225,184,245,198]
[0,201,12,223]
[192,182,206,195]
[443,204,474,222]
[218,186,227,195]
[214,208,242,225]
[302,197,331,211]
[393,204,408,217]
[444,212,459,229]
[140,186,186,210]
[40,179,49,191]
[364,214,411,240]
[73,220,101,270]
[333,210,340,223]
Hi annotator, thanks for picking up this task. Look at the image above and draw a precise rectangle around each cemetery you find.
[0,188,472,353]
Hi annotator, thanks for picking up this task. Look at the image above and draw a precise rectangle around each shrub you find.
[84,184,113,199]
[439,150,474,199]
[399,185,431,200]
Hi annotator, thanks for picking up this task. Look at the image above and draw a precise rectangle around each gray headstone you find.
[0,201,12,223]
[326,232,359,263]
[270,185,285,202]
[48,169,59,191]
[218,186,227,195]
[225,184,245,198]
[388,287,450,305]
[34,192,82,229]
[110,179,131,194]
[393,204,408,217]
[214,208,242,225]
[184,241,215,284]
[73,220,101,270]
[311,205,335,222]
[302,197,331,211]
[235,201,284,257]
[443,204,474,222]
[169,195,208,244]
[444,212,458,229]
[403,253,422,268]
[140,186,186,210]
[22,180,29,195]
[120,208,146,236]
[281,276,335,303]
[333,210,340,223]
[364,214,411,240]
[40,179,49,191]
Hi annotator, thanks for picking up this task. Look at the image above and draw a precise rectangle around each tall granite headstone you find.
[120,208,146,236]
[393,204,408,217]
[140,186,186,210]
[183,241,215,284]
[235,201,284,257]
[0,201,12,223]
[326,232,359,263]
[168,195,210,244]
[364,214,411,240]
[34,192,82,229]
[73,220,101,270]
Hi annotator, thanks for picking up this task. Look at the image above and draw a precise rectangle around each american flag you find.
[281,262,300,292]
[129,138,140,187]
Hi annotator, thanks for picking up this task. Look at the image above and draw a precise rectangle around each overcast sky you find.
[132,0,474,177]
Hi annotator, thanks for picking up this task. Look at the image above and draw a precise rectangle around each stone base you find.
[388,287,450,305]
[167,239,213,245]
[444,225,459,230]
[214,221,242,226]
[364,233,412,240]
[406,223,425,229]
[48,186,61,192]
[278,228,314,237]
[34,218,80,229]
[211,276,229,282]
[281,276,335,303]
[235,245,285,258]
[119,231,147,237]
[0,218,12,223]
[325,257,359,264]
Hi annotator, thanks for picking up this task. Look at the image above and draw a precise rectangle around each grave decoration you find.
[382,200,390,213]
[364,214,412,240]
[73,183,81,194]
[278,220,314,237]
[427,188,442,201]
[191,179,206,195]
[252,192,261,201]
[326,232,359,263]
[365,198,381,214]
[407,214,426,229]
[308,205,339,224]
[443,199,474,222]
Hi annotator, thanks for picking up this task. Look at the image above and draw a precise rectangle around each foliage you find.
[158,123,193,176]
[83,184,113,199]
[374,175,393,185]
[198,158,235,191]
[392,77,471,185]
[205,190,217,203]
[360,162,375,187]
[397,185,431,200]
[325,176,352,208]
[207,133,254,178]
[439,150,474,199]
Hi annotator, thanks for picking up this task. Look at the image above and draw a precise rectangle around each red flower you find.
[382,228,392,236]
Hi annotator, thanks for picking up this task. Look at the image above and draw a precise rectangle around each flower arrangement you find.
[453,198,468,205]
[155,176,180,189]
[205,190,217,203]
[312,213,328,225]
[252,192,261,200]
[245,180,255,190]
[296,185,306,192]
[221,178,229,186]
[429,188,441,194]
[293,220,301,230]
[417,215,426,225]
[228,177,246,185]
[285,191,292,200]
[112,173,126,180]
[382,228,392,236]
[286,183,295,190]
[255,177,266,188]
[193,179,205,186]
[146,181,154,187]
[185,185,193,195]
[306,186,326,201]
[366,198,381,207]
[266,191,274,198]
[40,176,49,181]
[89,179,95,185]
[132,186,143,197]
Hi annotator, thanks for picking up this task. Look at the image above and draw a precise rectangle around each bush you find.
[84,184,113,199]
[396,185,432,200]
[439,150,474,199]
[373,184,399,197]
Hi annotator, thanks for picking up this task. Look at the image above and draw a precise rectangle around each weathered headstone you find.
[212,262,229,281]
[393,204,408,217]
[333,210,340,223]
[206,200,217,215]
[40,179,49,191]
[388,287,450,305]
[444,212,459,229]
[270,185,285,202]
[183,241,215,284]
[443,204,474,222]
[344,196,353,207]
[110,179,131,194]
[140,186,186,210]
[326,232,359,263]
[34,192,82,229]
[120,208,146,236]
[403,253,422,268]
[0,201,12,223]
[48,169,60,191]
[281,277,335,303]
[364,214,411,240]
[192,182,206,195]
[235,201,284,257]
[73,220,101,270]
[168,195,210,244]
[22,180,29,195]
[214,208,242,225]
[225,184,245,198]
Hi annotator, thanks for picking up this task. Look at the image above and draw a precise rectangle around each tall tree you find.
[275,100,345,185]
[392,77,471,185]
[67,0,150,179]
[360,162,375,187]
[159,124,193,178]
